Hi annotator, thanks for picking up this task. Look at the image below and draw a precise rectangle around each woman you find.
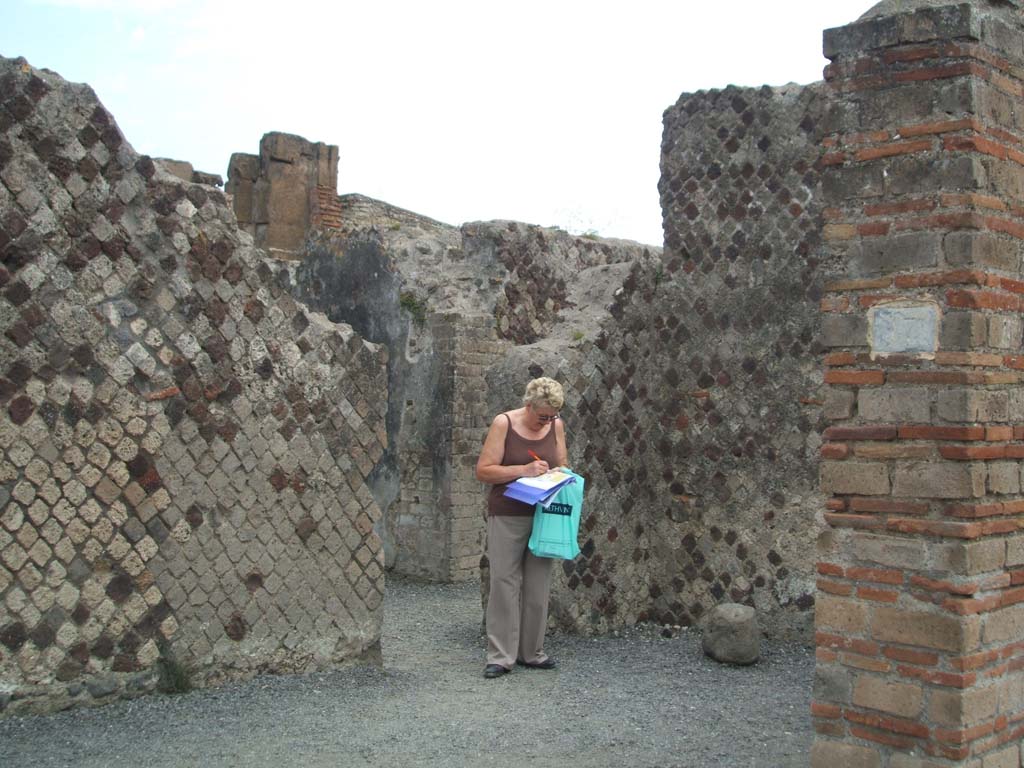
[476,377,568,679]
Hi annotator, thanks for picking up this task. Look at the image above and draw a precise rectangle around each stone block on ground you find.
[701,603,760,665]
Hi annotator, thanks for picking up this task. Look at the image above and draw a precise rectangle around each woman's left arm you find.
[555,419,569,467]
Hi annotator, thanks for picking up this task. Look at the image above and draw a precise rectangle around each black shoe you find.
[483,664,509,678]
[516,657,557,670]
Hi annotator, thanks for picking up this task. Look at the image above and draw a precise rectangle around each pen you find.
[527,450,547,477]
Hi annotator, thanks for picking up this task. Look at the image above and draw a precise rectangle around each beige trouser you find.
[485,514,553,669]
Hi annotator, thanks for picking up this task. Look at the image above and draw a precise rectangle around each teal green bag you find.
[528,470,584,559]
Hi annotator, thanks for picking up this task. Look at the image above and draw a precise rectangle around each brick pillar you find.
[813,3,1024,766]
[446,315,503,581]
[388,312,503,582]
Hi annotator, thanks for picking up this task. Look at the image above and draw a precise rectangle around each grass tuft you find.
[399,291,428,328]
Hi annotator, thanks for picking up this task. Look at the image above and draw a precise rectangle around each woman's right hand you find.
[527,459,549,477]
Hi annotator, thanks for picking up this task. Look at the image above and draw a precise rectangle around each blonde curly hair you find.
[522,377,564,410]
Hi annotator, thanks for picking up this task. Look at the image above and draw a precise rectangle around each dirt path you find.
[0,577,814,767]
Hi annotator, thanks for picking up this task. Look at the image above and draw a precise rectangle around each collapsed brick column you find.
[226,133,338,257]
[814,2,1024,765]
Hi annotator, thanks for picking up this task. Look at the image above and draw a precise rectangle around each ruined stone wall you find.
[332,193,451,235]
[282,229,456,581]
[384,311,504,583]
[462,221,638,345]
[220,127,653,585]
[281,211,649,583]
[0,57,386,714]
[485,83,828,638]
[152,158,222,189]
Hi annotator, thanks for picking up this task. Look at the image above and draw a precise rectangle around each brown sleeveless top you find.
[487,413,559,517]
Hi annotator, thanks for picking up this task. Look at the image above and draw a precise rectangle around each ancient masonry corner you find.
[812,2,1024,765]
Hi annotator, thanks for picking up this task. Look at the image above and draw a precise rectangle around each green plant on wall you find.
[399,291,427,328]
[156,639,192,695]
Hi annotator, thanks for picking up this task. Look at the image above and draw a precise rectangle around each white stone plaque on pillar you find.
[868,301,939,359]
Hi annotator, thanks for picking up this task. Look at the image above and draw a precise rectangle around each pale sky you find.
[2,0,874,245]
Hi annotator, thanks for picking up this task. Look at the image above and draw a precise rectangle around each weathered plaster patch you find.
[868,300,940,359]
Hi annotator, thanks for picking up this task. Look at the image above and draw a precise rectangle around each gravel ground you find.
[0,577,815,767]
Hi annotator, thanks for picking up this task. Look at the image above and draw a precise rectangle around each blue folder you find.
[503,472,575,507]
